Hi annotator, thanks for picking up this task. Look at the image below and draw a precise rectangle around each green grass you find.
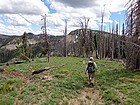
[0,57,87,104]
[0,57,140,105]
[96,60,140,105]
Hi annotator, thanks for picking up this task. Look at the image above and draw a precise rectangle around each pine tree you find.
[17,32,31,62]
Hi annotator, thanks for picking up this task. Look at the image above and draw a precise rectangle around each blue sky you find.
[0,0,128,36]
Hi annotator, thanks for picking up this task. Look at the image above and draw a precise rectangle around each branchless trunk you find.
[125,0,140,70]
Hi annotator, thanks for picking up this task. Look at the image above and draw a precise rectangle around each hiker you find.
[85,57,97,86]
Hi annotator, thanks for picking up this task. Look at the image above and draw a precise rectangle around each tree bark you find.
[32,64,64,75]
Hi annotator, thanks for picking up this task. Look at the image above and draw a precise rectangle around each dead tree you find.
[116,24,121,59]
[41,14,50,62]
[78,17,90,57]
[120,23,126,59]
[125,0,140,70]
[98,4,106,59]
[111,23,115,60]
[32,64,64,75]
[63,20,67,57]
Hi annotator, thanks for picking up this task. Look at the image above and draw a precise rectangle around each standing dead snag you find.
[99,4,106,59]
[41,14,50,62]
[63,20,67,57]
[125,0,140,70]
[32,64,64,75]
[78,17,90,57]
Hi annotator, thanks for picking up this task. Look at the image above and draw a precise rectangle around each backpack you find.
[87,62,95,73]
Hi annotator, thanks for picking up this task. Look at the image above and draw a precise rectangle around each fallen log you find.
[0,61,25,66]
[6,61,25,66]
[32,64,64,75]
[0,63,5,66]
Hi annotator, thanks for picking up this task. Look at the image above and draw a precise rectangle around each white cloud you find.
[0,0,129,35]
[0,22,36,35]
[0,0,50,35]
[53,0,99,8]
[46,13,65,27]
[0,0,49,15]
[21,15,43,25]
[6,26,34,35]
[88,19,99,29]
[46,28,61,36]
[5,14,31,26]
[51,0,128,17]
[49,0,129,34]
[97,0,128,12]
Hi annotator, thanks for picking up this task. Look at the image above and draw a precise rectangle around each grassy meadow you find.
[0,57,140,105]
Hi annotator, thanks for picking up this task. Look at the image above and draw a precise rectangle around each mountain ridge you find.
[0,29,114,62]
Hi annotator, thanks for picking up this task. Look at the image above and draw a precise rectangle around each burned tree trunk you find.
[125,0,140,70]
[78,17,90,57]
[41,14,50,62]
[63,20,67,57]
[32,65,64,75]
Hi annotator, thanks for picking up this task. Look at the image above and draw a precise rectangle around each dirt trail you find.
[68,86,104,105]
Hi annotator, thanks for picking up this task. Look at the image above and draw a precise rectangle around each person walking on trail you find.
[85,57,97,86]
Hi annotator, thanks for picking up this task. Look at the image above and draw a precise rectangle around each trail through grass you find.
[0,57,140,105]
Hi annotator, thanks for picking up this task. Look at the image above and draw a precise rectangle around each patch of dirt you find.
[29,72,54,81]
[0,68,25,78]
[67,86,104,105]
[14,98,24,105]
[0,68,53,81]
[42,73,53,80]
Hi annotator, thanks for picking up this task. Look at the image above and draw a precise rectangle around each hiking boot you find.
[89,83,94,87]
[91,83,94,87]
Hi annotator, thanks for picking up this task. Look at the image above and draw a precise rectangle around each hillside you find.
[0,33,64,63]
[0,29,112,51]
[0,57,139,104]
[0,33,62,51]
[0,29,123,63]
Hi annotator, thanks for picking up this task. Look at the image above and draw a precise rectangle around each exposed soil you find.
[67,86,104,105]
[0,68,25,78]
[0,68,53,81]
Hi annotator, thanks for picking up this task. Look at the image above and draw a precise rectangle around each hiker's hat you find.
[89,57,93,60]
